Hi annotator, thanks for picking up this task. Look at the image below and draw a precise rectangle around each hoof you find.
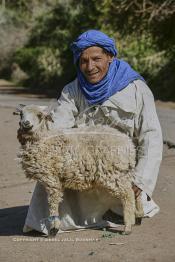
[122,225,132,235]
[135,217,142,225]
[49,227,59,237]
[122,230,132,235]
[47,216,60,237]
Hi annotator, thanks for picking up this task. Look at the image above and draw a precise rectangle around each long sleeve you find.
[53,81,79,128]
[134,81,163,197]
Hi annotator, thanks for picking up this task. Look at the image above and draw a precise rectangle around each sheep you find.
[15,104,144,236]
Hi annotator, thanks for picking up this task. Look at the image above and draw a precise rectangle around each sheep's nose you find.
[22,120,32,129]
[23,120,30,125]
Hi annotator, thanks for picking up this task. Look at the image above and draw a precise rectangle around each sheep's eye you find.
[37,113,42,118]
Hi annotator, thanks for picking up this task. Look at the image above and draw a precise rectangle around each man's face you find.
[79,46,113,84]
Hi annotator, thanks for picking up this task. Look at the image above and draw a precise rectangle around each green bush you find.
[14,47,63,88]
[3,0,175,100]
[0,7,28,78]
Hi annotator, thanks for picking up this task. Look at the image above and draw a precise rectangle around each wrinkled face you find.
[79,46,113,84]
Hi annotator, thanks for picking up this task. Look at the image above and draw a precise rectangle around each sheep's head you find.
[14,104,54,145]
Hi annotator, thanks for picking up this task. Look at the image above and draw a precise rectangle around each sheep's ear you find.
[13,111,20,115]
[13,104,26,115]
[46,99,59,114]
[45,113,54,123]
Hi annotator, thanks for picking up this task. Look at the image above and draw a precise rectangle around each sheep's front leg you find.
[46,185,63,237]
[135,195,144,225]
[121,188,135,235]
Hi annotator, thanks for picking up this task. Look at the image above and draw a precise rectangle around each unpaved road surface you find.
[0,82,175,262]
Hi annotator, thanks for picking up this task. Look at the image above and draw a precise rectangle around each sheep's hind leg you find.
[46,185,63,237]
[121,189,135,235]
[107,184,135,235]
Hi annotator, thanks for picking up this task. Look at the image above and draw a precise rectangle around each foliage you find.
[1,0,175,100]
[151,59,175,101]
[14,47,63,89]
[0,7,28,77]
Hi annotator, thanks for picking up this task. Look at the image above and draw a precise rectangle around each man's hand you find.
[132,184,142,198]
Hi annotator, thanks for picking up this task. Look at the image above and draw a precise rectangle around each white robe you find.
[23,79,162,234]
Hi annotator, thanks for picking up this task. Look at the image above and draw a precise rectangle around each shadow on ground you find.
[0,79,58,98]
[0,205,28,236]
[0,87,58,98]
[0,207,126,237]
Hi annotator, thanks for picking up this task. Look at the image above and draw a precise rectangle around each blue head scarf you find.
[71,30,144,105]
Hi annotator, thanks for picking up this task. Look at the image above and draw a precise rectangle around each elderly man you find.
[23,30,163,234]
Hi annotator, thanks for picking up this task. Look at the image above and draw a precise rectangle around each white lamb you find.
[15,104,143,236]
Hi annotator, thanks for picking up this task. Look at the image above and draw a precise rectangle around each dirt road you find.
[0,82,175,262]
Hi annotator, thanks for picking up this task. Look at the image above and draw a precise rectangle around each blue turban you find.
[71,30,117,64]
[70,30,144,105]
